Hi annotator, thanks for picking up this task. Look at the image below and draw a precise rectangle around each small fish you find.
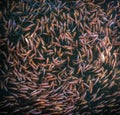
[89,80,93,94]
[100,52,105,63]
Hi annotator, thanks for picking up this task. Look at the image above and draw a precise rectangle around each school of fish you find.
[0,0,120,114]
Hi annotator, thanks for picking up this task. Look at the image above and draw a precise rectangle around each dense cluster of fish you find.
[0,0,120,114]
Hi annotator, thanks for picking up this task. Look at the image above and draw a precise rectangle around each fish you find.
[89,80,93,94]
